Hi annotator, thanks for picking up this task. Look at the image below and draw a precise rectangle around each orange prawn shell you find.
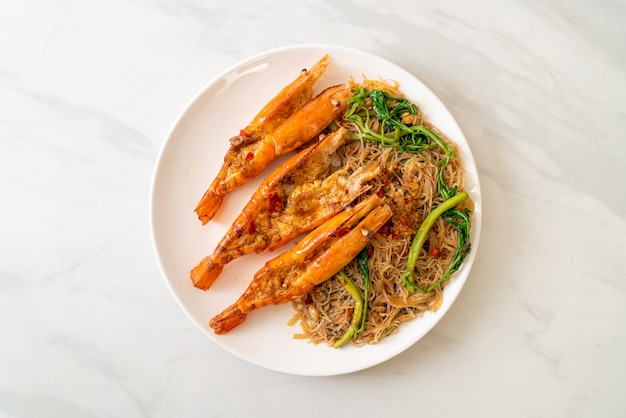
[209,196,393,334]
[194,55,343,224]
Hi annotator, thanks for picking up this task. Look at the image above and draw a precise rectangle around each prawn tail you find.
[190,255,225,290]
[210,304,247,334]
[194,189,223,225]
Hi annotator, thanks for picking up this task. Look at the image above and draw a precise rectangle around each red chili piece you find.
[267,193,284,214]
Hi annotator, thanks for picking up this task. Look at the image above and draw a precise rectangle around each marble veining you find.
[1,0,625,416]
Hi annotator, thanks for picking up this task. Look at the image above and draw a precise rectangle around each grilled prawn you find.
[209,195,393,334]
[239,55,329,140]
[194,56,354,223]
[190,127,381,290]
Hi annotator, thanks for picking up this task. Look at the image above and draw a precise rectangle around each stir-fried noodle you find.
[291,79,472,346]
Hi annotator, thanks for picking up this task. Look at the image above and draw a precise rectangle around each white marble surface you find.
[1,0,625,416]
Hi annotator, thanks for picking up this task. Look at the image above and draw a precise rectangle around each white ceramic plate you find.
[150,44,482,376]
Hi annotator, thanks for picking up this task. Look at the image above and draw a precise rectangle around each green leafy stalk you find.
[345,88,432,153]
[402,192,469,292]
[333,271,364,348]
[356,249,370,333]
[440,208,472,281]
[412,125,457,199]
[369,89,417,132]
[345,89,458,170]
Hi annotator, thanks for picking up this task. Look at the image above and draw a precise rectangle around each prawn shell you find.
[209,198,393,334]
[194,55,332,224]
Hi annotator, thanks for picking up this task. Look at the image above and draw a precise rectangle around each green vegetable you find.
[402,192,470,292]
[346,88,444,154]
[333,271,364,348]
[369,89,417,132]
[356,248,370,333]
[413,126,457,199]
[440,208,472,281]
